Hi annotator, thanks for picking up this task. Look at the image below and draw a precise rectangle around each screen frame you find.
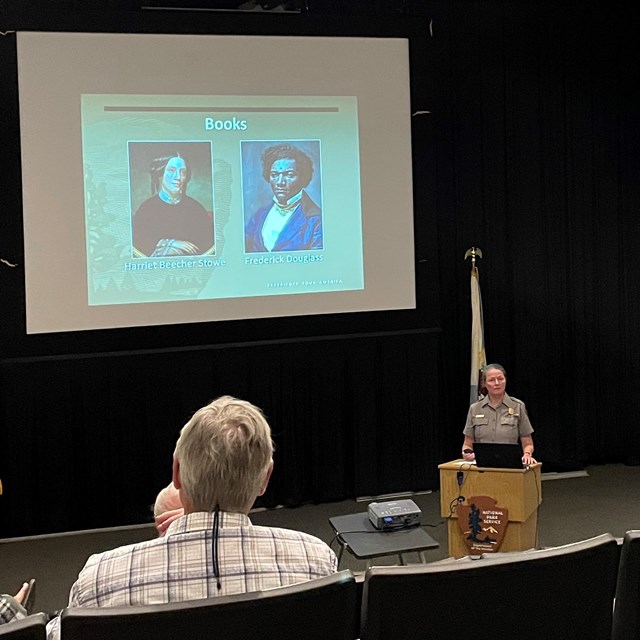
[1,9,433,358]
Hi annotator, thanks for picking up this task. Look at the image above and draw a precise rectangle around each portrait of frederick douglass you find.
[244,141,323,253]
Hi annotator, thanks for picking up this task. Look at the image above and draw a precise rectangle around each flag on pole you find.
[466,247,487,404]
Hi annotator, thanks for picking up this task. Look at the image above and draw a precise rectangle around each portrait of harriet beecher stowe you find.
[129,141,215,258]
[242,140,323,254]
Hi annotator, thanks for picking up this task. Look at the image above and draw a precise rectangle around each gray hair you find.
[174,396,274,512]
[153,482,182,518]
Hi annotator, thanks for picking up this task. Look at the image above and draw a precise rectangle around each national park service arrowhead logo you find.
[457,496,508,554]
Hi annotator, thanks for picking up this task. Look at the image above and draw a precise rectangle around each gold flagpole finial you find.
[464,247,483,270]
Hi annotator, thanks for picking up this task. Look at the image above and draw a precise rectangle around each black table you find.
[329,512,439,567]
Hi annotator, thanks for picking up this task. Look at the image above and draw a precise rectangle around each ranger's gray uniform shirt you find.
[463,393,534,444]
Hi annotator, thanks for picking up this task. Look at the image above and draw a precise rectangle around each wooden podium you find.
[439,460,542,558]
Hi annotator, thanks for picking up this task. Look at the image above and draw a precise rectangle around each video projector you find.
[368,499,422,530]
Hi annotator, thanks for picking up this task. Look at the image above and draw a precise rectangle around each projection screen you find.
[17,31,415,334]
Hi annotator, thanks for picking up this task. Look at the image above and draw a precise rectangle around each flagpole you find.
[465,247,487,404]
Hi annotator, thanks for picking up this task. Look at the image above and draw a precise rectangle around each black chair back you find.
[361,534,619,640]
[60,570,357,640]
[612,530,640,640]
[0,613,48,640]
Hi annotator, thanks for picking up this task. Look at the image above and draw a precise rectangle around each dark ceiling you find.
[1,0,416,15]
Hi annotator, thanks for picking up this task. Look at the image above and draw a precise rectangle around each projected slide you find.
[81,94,363,306]
[18,31,415,334]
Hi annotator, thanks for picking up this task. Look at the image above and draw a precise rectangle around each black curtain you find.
[1,1,639,536]
[427,1,639,468]
[0,332,441,537]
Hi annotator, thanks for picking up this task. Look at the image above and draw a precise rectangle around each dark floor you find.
[2,463,639,612]
[250,463,640,570]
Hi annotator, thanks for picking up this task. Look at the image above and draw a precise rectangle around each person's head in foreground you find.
[172,395,274,514]
[153,482,182,515]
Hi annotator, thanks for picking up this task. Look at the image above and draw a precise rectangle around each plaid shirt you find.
[2,512,336,638]
[69,511,337,607]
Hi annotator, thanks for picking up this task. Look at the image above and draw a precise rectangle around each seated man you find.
[1,396,337,636]
[69,394,337,606]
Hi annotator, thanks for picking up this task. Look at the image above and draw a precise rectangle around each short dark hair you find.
[261,143,314,188]
[149,153,191,194]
